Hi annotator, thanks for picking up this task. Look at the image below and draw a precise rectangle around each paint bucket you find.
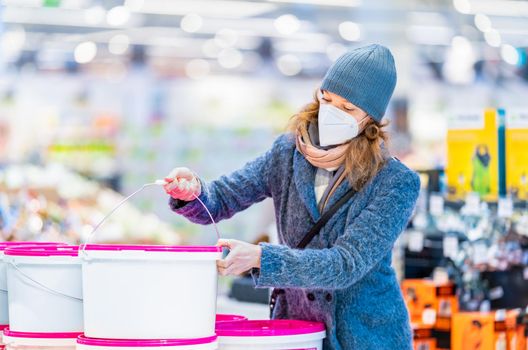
[0,242,65,325]
[216,320,326,350]
[80,244,222,339]
[1,324,8,349]
[2,327,79,349]
[4,246,82,333]
[76,335,218,350]
[215,315,248,324]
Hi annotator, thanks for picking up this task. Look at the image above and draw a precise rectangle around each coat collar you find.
[293,150,356,221]
[293,149,320,222]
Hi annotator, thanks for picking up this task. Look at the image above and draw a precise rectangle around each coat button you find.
[326,293,333,302]
[307,293,315,301]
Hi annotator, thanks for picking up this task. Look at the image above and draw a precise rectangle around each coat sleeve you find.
[169,135,286,225]
[252,168,420,290]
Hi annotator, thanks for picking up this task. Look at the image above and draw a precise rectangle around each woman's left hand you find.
[216,239,262,276]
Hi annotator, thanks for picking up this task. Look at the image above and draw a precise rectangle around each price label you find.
[443,236,459,259]
[473,242,488,265]
[498,197,513,218]
[433,267,449,285]
[408,231,425,252]
[489,286,504,300]
[466,192,481,215]
[422,308,437,326]
[429,194,445,216]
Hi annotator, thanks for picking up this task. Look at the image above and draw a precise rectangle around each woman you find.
[164,44,420,350]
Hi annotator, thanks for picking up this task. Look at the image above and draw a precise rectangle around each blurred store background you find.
[1,0,528,331]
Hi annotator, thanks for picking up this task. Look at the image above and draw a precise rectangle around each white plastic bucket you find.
[80,244,222,339]
[1,324,8,350]
[2,327,79,349]
[216,320,326,350]
[4,246,83,333]
[0,242,65,325]
[76,335,218,350]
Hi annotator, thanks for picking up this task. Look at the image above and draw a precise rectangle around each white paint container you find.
[0,242,65,325]
[76,335,218,350]
[80,244,222,340]
[2,327,79,350]
[4,246,82,333]
[1,324,7,350]
[216,320,326,350]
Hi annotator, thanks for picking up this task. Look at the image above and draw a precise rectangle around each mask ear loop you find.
[357,115,370,133]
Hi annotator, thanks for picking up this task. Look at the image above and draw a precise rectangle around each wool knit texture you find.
[321,44,397,122]
[170,134,420,350]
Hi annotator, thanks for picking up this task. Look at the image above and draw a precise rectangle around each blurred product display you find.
[0,164,181,245]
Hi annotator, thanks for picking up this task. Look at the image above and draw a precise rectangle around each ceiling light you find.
[339,21,361,41]
[443,36,476,84]
[108,35,130,55]
[474,14,492,32]
[501,45,519,65]
[277,54,302,76]
[181,13,203,33]
[217,48,243,69]
[453,0,471,14]
[106,6,131,26]
[74,41,97,64]
[484,29,501,47]
[274,14,301,36]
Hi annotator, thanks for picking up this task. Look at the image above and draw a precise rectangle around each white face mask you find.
[318,104,365,147]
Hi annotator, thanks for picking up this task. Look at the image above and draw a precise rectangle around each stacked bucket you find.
[0,241,326,350]
[0,242,81,350]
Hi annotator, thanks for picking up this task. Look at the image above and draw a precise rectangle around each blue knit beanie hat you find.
[320,44,397,122]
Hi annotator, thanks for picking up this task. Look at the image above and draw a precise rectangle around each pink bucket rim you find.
[215,320,326,337]
[4,245,79,257]
[0,325,8,331]
[215,314,248,323]
[82,244,222,253]
[77,335,218,347]
[3,328,82,339]
[0,242,66,252]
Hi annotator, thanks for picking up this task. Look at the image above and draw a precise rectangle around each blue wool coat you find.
[170,133,420,350]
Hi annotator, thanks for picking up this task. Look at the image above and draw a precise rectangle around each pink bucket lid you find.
[215,314,248,324]
[77,335,218,347]
[4,245,79,257]
[0,242,66,252]
[215,320,326,337]
[82,244,222,253]
[3,328,82,339]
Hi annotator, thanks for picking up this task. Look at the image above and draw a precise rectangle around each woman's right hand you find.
[163,167,201,201]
